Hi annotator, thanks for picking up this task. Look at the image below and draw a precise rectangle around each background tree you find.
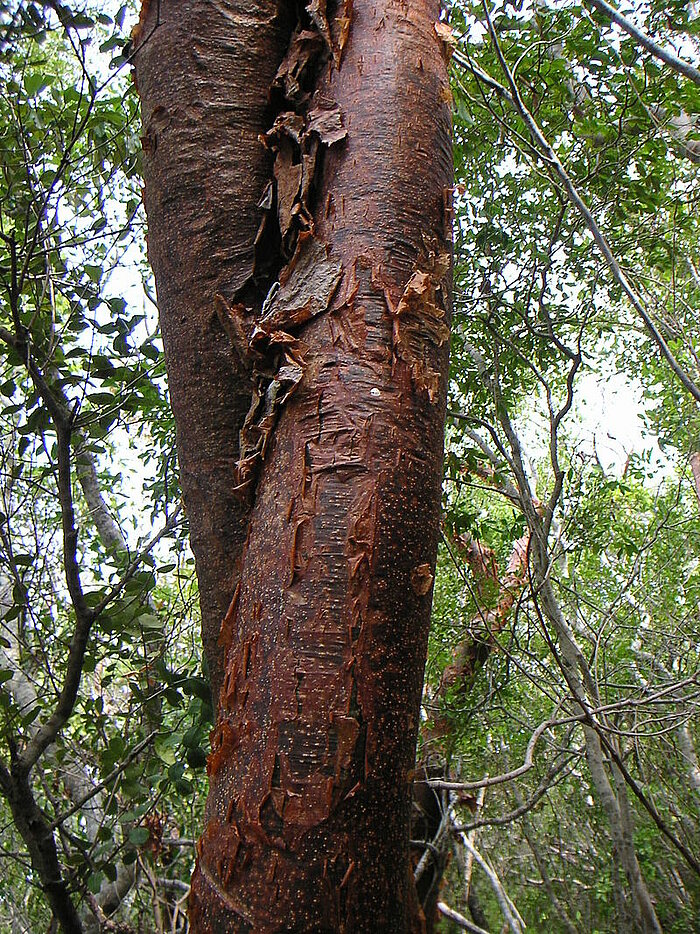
[418,1,700,930]
[0,5,212,931]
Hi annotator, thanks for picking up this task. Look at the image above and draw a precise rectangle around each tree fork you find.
[135,1,452,930]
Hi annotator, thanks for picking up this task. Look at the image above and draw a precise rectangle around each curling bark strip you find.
[136,1,452,929]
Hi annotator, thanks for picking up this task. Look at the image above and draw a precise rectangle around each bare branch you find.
[19,505,181,773]
[49,731,158,831]
[90,504,182,620]
[429,717,557,791]
[585,0,700,88]
[453,753,579,832]
[457,835,525,934]
[15,419,92,777]
[438,902,492,934]
[465,7,700,404]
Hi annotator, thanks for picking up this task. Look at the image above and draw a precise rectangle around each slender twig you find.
[453,753,579,832]
[438,902,492,934]
[462,7,700,403]
[429,717,556,791]
[90,504,182,620]
[49,731,158,831]
[595,721,700,876]
[10,350,92,776]
[585,0,700,88]
[458,835,525,934]
[414,805,451,884]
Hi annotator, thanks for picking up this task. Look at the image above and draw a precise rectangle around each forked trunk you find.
[135,1,452,929]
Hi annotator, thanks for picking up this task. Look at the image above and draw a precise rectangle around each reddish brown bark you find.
[134,0,290,700]
[414,532,529,930]
[136,0,452,929]
[437,531,529,705]
[691,451,700,507]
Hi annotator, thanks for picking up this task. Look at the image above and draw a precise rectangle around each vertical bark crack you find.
[214,3,350,501]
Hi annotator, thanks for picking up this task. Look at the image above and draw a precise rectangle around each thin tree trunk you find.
[436,531,529,710]
[0,434,146,931]
[481,397,663,933]
[464,786,486,904]
[458,835,524,934]
[136,0,452,930]
[0,767,84,934]
[537,578,662,934]
[513,788,579,934]
[678,723,700,795]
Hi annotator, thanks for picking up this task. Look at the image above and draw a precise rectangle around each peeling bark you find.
[434,531,529,721]
[690,450,700,507]
[136,0,452,929]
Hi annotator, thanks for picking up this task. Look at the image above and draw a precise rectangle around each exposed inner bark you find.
[136,0,452,929]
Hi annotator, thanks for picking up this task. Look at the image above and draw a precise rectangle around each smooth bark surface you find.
[136,0,452,929]
[134,0,289,699]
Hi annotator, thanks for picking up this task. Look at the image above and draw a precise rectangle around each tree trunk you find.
[135,0,452,930]
[134,0,290,701]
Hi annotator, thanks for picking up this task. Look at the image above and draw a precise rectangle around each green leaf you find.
[186,746,207,769]
[154,736,176,766]
[138,613,162,630]
[87,872,104,894]
[128,826,150,846]
[24,72,47,97]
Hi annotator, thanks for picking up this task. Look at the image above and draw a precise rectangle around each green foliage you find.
[427,1,700,930]
[0,4,209,930]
